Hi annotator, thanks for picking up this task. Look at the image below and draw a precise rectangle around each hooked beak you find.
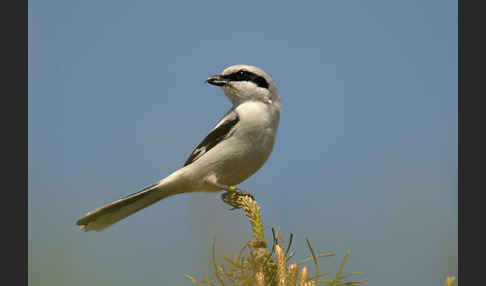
[205,75,228,87]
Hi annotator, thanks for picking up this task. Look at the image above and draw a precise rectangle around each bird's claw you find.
[221,187,255,210]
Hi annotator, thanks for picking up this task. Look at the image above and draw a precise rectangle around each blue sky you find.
[29,0,457,285]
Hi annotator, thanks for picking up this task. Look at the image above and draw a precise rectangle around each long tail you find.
[76,170,189,232]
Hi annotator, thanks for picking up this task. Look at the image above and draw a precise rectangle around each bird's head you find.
[206,65,280,108]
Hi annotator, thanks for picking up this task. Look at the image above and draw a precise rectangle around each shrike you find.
[76,64,281,231]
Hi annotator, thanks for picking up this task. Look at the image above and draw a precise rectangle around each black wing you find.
[184,111,240,167]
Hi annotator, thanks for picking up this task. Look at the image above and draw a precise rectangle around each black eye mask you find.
[222,70,269,89]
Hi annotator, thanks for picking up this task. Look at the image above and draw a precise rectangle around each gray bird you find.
[76,64,281,231]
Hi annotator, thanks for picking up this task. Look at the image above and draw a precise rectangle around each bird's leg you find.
[206,179,255,210]
[221,186,255,210]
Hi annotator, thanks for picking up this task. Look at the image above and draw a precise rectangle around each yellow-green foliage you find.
[185,189,367,286]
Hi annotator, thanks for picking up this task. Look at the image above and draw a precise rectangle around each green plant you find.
[185,190,367,286]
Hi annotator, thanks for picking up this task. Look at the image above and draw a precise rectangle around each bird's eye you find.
[224,70,269,88]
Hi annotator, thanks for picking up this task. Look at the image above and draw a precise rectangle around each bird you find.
[76,64,281,231]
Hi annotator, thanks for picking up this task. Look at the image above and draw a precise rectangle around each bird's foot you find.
[221,186,255,210]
